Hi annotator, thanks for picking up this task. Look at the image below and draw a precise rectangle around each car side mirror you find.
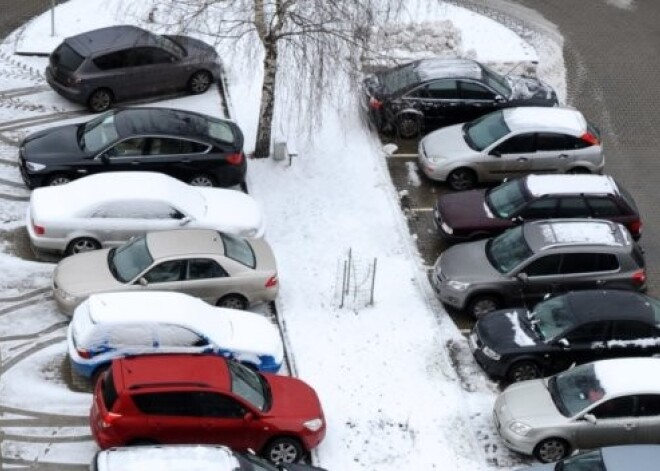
[495,95,506,103]
[244,412,254,422]
[490,150,501,157]
[99,152,110,164]
[583,413,597,424]
[138,277,148,286]
[556,338,570,349]
[517,272,529,283]
[179,216,192,226]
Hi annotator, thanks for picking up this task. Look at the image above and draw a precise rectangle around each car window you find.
[93,50,132,70]
[610,320,658,340]
[565,322,608,342]
[533,295,575,340]
[108,138,147,157]
[587,198,622,217]
[147,138,209,156]
[186,258,228,280]
[590,396,635,419]
[486,225,533,273]
[198,392,246,418]
[536,133,569,151]
[556,450,604,471]
[89,201,184,219]
[130,47,174,65]
[464,111,511,151]
[52,43,85,72]
[493,133,535,154]
[207,119,236,144]
[109,236,154,283]
[143,260,186,283]
[220,233,256,268]
[83,112,120,153]
[106,324,153,347]
[557,197,590,217]
[522,254,561,277]
[520,198,558,219]
[559,253,601,274]
[637,395,660,417]
[425,80,459,100]
[564,135,591,150]
[459,81,496,100]
[133,392,203,416]
[156,324,207,347]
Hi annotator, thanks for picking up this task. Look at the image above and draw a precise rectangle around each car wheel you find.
[507,360,541,383]
[46,174,72,186]
[396,114,422,139]
[66,237,101,255]
[263,437,303,464]
[467,295,500,319]
[87,89,113,112]
[128,439,159,446]
[533,437,570,463]
[217,294,248,310]
[189,70,213,94]
[188,173,216,187]
[567,167,590,174]
[91,366,109,387]
[447,168,477,191]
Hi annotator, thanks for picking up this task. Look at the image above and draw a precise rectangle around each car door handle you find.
[517,157,528,162]
[624,423,637,431]
[558,154,569,159]
[596,280,606,285]
[130,161,141,165]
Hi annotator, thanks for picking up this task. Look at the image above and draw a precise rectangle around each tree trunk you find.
[253,41,278,158]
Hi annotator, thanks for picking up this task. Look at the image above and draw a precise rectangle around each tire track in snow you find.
[0,320,67,341]
[0,335,65,373]
[0,287,49,302]
[0,294,51,318]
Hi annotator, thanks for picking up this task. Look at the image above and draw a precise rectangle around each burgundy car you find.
[434,174,641,242]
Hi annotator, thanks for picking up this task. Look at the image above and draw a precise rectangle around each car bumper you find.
[494,412,536,456]
[46,68,86,104]
[433,208,477,243]
[468,331,508,379]
[26,209,67,253]
[417,145,450,182]
[430,267,468,310]
[52,282,83,316]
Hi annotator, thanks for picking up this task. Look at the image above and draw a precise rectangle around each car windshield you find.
[464,111,511,151]
[221,233,256,268]
[487,179,529,218]
[556,449,604,471]
[531,296,575,340]
[380,62,420,94]
[228,361,270,412]
[486,226,532,273]
[549,364,604,417]
[81,111,119,153]
[108,235,153,283]
[481,64,512,98]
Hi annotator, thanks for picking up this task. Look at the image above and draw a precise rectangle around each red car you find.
[90,354,326,465]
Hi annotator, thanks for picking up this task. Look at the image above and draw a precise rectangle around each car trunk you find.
[50,42,85,84]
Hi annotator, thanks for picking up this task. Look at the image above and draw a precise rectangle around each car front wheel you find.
[534,437,570,463]
[467,295,500,319]
[507,360,541,383]
[447,168,477,191]
[263,437,303,464]
[87,89,113,112]
[189,70,213,94]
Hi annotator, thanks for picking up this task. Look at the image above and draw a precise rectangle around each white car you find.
[418,107,605,191]
[68,291,284,382]
[27,171,265,255]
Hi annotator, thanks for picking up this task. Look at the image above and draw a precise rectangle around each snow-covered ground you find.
[0,1,565,469]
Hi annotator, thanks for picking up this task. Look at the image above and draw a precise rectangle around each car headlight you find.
[26,161,46,172]
[482,346,501,360]
[509,421,532,436]
[303,418,323,432]
[447,280,470,291]
[440,222,453,235]
[56,288,77,303]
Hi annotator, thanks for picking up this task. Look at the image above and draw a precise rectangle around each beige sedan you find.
[52,229,278,315]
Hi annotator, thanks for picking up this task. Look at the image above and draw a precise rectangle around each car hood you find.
[196,188,265,238]
[168,35,218,60]
[507,75,558,105]
[54,249,123,297]
[218,312,284,364]
[438,239,501,283]
[421,123,477,161]
[498,379,565,427]
[476,309,541,351]
[438,189,512,233]
[22,124,87,162]
[264,374,324,421]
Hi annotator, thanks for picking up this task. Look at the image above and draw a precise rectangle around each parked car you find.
[435,174,642,242]
[27,171,264,255]
[516,445,660,471]
[52,229,278,315]
[18,107,246,189]
[418,107,603,190]
[91,445,328,471]
[363,57,558,138]
[90,354,326,464]
[470,290,660,382]
[432,219,646,318]
[46,25,221,112]
[68,291,285,382]
[494,357,660,463]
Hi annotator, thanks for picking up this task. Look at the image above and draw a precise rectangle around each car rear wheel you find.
[128,439,159,446]
[396,114,422,139]
[534,437,570,463]
[189,70,213,94]
[507,360,541,383]
[467,295,500,319]
[447,168,477,191]
[46,174,72,186]
[217,294,248,310]
[87,88,113,112]
[65,237,101,255]
[567,167,590,174]
[263,437,303,464]
[188,173,215,187]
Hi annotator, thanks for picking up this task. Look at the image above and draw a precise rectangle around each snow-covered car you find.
[418,107,604,190]
[52,229,279,315]
[68,291,284,382]
[27,171,265,255]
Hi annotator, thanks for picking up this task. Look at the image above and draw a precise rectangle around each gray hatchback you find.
[47,25,222,112]
[432,219,646,318]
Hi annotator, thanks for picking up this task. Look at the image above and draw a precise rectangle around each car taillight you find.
[67,75,82,85]
[580,132,599,146]
[101,411,122,429]
[32,220,45,235]
[76,348,92,359]
[226,152,243,165]
[369,97,383,110]
[632,269,646,287]
[265,275,278,288]
[629,219,642,237]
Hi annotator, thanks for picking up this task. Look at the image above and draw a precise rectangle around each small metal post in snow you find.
[369,258,377,306]
[340,259,347,309]
[50,0,56,36]
[345,248,352,295]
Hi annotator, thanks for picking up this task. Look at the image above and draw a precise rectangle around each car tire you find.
[507,360,542,383]
[217,294,248,310]
[128,439,159,446]
[90,366,109,387]
[188,173,216,187]
[567,167,590,174]
[263,437,303,464]
[65,237,101,256]
[447,168,477,191]
[189,70,213,94]
[396,114,422,139]
[46,174,72,186]
[533,437,570,463]
[466,295,500,319]
[87,88,113,113]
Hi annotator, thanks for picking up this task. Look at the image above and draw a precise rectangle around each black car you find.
[18,107,246,188]
[47,25,221,112]
[363,57,558,138]
[469,290,660,382]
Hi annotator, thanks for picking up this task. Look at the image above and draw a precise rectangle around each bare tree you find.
[158,0,401,157]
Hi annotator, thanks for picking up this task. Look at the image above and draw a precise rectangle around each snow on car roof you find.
[525,174,617,197]
[594,358,660,397]
[532,219,623,247]
[414,57,483,82]
[145,228,226,259]
[503,107,587,135]
[98,445,240,471]
[30,172,204,219]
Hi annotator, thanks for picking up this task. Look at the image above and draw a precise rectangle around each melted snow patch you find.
[606,0,635,10]
[505,311,535,346]
[405,162,422,187]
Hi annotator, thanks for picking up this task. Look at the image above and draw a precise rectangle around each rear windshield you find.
[220,233,255,268]
[101,370,118,411]
[207,119,236,144]
[52,43,84,72]
[380,62,420,94]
